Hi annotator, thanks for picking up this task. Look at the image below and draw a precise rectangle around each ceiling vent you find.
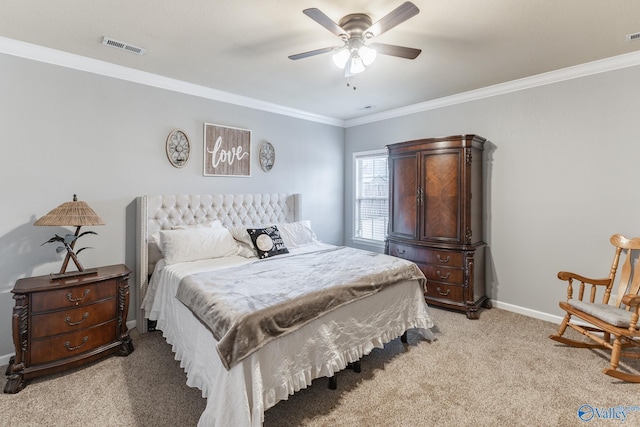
[625,32,640,42]
[101,37,146,55]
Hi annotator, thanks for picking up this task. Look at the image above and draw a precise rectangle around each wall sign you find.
[203,123,251,177]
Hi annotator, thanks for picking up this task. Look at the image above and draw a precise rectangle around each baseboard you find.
[0,319,139,367]
[490,299,564,324]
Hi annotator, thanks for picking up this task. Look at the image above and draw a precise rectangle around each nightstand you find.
[4,264,133,393]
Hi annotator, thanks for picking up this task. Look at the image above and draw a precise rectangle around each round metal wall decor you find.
[166,129,191,168]
[259,141,275,172]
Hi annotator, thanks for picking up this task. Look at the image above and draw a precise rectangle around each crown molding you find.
[0,37,344,128]
[344,50,640,128]
[3,36,640,130]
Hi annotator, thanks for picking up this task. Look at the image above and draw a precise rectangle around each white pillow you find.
[159,222,239,265]
[229,225,256,248]
[172,220,220,230]
[277,220,317,248]
[229,220,317,251]
[150,221,219,255]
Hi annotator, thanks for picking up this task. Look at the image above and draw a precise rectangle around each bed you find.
[136,193,434,426]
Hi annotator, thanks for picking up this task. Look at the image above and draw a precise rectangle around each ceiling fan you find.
[288,1,421,77]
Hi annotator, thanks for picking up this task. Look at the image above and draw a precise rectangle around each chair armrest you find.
[557,271,610,286]
[622,294,640,307]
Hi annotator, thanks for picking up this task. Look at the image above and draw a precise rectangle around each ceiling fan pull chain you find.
[346,77,357,91]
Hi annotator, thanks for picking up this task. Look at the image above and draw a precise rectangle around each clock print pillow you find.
[247,226,289,259]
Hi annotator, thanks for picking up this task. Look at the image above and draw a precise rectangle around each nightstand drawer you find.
[31,299,117,339]
[30,320,117,365]
[424,282,464,303]
[31,280,117,313]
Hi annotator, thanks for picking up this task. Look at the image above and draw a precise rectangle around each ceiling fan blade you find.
[288,46,337,60]
[303,8,347,39]
[366,2,419,38]
[370,43,421,59]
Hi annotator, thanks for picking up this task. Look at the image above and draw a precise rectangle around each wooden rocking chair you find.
[549,234,640,382]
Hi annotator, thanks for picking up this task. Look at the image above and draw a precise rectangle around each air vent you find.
[101,37,146,55]
[626,32,640,42]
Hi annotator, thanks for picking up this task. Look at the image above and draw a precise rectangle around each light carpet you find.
[1,306,639,426]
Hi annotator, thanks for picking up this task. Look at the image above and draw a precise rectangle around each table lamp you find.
[34,194,105,279]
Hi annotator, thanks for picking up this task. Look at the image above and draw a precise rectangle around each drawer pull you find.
[436,286,450,296]
[436,254,451,263]
[396,248,406,255]
[67,289,90,304]
[64,336,89,352]
[436,270,451,280]
[64,312,89,326]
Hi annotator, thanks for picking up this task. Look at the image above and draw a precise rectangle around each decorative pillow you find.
[159,222,239,264]
[230,220,316,252]
[246,226,289,259]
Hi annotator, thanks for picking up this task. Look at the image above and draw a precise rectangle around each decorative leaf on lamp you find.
[41,231,97,254]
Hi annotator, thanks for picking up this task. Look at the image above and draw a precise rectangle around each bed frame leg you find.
[401,331,408,343]
[347,361,361,373]
[147,319,157,332]
[328,375,337,390]
[329,360,362,390]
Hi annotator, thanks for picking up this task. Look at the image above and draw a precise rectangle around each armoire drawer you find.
[424,282,465,303]
[388,242,464,268]
[388,242,426,262]
[420,264,464,285]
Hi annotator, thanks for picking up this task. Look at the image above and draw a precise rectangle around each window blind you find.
[354,152,388,243]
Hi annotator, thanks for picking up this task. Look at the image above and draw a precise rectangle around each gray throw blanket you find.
[176,246,426,369]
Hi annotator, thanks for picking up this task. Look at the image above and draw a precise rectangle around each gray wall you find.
[0,53,344,360]
[3,47,639,364]
[344,65,640,321]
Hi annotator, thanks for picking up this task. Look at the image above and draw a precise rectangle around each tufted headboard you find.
[136,193,301,333]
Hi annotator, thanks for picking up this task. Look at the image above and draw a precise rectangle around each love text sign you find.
[203,123,251,176]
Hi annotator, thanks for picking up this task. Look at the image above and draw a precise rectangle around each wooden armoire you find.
[386,134,490,319]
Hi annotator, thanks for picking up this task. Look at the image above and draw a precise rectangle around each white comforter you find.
[143,243,434,426]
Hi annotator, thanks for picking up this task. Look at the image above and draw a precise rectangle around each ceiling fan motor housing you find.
[338,14,373,39]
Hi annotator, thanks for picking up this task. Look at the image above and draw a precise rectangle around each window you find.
[353,150,389,245]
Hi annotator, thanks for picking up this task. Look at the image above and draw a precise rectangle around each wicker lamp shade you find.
[34,194,105,227]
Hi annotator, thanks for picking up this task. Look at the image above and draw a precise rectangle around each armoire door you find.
[420,148,462,243]
[388,153,419,239]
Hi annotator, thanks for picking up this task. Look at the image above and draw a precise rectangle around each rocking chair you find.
[549,234,640,382]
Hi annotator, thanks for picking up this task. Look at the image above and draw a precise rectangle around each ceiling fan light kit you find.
[289,2,421,78]
[332,40,378,76]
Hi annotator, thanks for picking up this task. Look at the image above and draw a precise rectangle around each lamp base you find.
[49,268,98,282]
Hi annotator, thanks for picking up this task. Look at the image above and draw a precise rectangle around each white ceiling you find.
[2,0,640,122]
